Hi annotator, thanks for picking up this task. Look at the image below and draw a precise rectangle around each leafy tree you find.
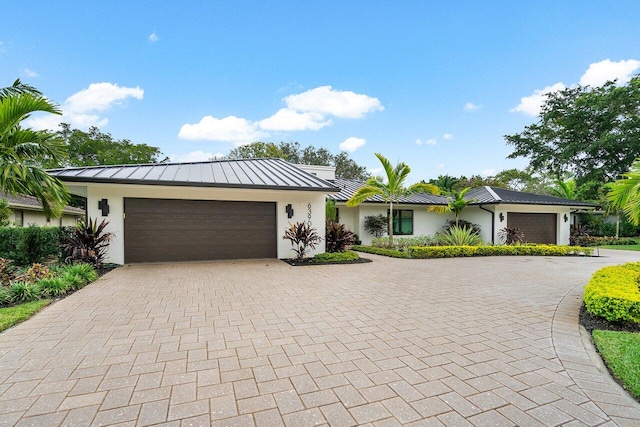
[226,141,370,180]
[505,76,640,188]
[0,79,69,217]
[429,175,459,192]
[346,153,439,245]
[608,157,640,225]
[0,199,11,226]
[547,178,581,200]
[429,187,473,226]
[227,141,285,160]
[51,124,167,167]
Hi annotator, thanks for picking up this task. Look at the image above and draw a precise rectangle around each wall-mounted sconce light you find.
[98,199,110,216]
[499,212,504,222]
[564,213,568,222]
[285,204,294,219]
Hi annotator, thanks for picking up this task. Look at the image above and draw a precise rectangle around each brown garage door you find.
[124,198,277,263]
[507,213,557,244]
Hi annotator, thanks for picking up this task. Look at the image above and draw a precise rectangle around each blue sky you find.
[2,1,640,182]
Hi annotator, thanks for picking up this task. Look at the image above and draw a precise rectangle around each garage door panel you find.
[507,213,557,244]
[124,198,277,262]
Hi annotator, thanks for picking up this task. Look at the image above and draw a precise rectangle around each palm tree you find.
[429,187,472,226]
[547,178,578,199]
[346,153,440,245]
[608,158,640,226]
[0,79,69,217]
[432,175,459,193]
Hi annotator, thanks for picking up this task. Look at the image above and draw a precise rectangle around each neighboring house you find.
[329,176,598,246]
[1,192,84,227]
[48,159,339,264]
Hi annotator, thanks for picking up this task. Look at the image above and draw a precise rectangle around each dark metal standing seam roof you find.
[328,178,448,205]
[467,186,599,207]
[47,158,340,192]
[0,192,85,215]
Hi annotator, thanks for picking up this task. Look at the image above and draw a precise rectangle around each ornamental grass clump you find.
[436,225,483,246]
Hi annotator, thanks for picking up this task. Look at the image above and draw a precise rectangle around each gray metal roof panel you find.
[328,178,448,205]
[47,158,339,192]
[466,186,599,207]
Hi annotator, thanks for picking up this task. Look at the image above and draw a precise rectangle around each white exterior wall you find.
[15,209,81,227]
[74,183,327,264]
[337,203,451,245]
[460,206,495,244]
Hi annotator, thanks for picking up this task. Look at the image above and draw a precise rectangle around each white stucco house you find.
[48,159,339,264]
[329,176,598,246]
[1,192,84,227]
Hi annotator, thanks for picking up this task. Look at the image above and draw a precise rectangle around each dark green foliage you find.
[443,219,481,236]
[0,226,72,266]
[505,76,640,194]
[62,263,98,286]
[0,199,10,227]
[325,220,355,253]
[8,282,38,303]
[283,222,322,261]
[61,218,113,267]
[364,214,387,237]
[498,226,525,245]
[36,277,69,297]
[312,251,360,263]
[50,123,167,167]
[570,223,591,246]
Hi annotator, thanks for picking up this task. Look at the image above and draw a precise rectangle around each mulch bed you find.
[579,303,640,334]
[282,258,372,267]
[96,263,120,277]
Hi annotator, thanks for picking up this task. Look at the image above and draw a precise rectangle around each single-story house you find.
[1,192,85,227]
[48,158,340,264]
[329,176,599,246]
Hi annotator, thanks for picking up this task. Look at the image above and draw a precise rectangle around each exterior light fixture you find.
[499,212,504,222]
[564,213,568,222]
[285,204,294,219]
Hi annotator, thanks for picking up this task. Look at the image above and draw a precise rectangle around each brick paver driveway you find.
[1,251,640,426]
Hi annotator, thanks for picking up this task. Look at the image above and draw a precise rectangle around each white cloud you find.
[464,102,481,111]
[148,32,159,42]
[259,108,331,131]
[339,137,366,153]
[481,169,496,177]
[284,86,383,119]
[511,82,566,117]
[24,68,38,78]
[416,138,436,146]
[437,163,445,170]
[27,82,143,131]
[443,133,453,140]
[579,59,640,87]
[178,115,268,144]
[66,82,143,113]
[169,150,224,162]
[368,167,382,175]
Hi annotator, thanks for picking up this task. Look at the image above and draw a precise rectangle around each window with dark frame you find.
[14,210,23,227]
[388,209,413,235]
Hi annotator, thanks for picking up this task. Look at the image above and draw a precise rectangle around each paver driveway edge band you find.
[551,281,640,412]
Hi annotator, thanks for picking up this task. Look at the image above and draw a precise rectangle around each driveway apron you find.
[1,250,639,426]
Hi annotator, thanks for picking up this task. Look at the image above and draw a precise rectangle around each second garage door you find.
[507,213,557,244]
[124,198,277,263]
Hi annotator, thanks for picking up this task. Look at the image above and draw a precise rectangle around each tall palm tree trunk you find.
[389,200,394,246]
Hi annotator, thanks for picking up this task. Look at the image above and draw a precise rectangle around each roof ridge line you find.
[485,186,502,201]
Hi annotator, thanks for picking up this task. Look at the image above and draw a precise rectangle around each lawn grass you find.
[592,330,640,400]
[0,300,52,333]
[598,244,640,251]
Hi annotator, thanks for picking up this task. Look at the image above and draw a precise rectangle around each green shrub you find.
[0,287,10,305]
[63,263,98,285]
[371,235,434,251]
[313,251,360,263]
[409,244,594,258]
[61,273,86,291]
[584,263,640,323]
[8,282,39,303]
[0,226,74,266]
[436,226,483,246]
[36,277,70,297]
[352,245,411,258]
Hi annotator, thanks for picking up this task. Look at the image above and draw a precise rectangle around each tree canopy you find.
[49,123,167,167]
[505,76,640,188]
[226,141,369,180]
[0,79,69,217]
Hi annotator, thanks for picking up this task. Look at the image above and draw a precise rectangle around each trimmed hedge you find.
[353,244,594,259]
[409,244,594,258]
[351,245,411,258]
[313,251,360,262]
[0,226,74,266]
[584,262,640,323]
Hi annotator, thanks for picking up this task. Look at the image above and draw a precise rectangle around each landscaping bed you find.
[352,244,594,259]
[282,250,372,266]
